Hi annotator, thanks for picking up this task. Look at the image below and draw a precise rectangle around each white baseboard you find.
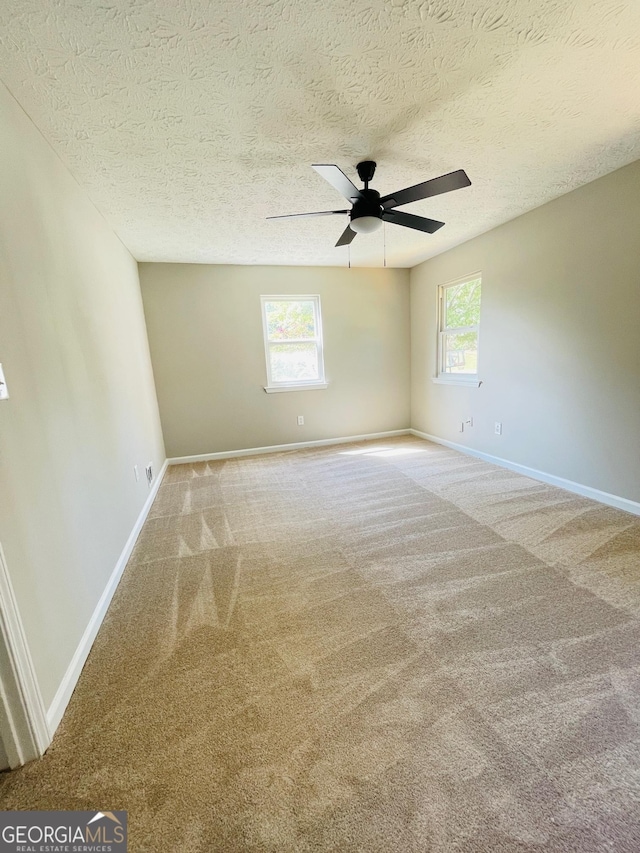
[410,429,640,517]
[167,430,412,465]
[46,459,169,735]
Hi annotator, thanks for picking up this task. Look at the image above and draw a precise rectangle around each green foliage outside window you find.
[440,277,481,375]
[265,300,316,340]
[444,278,481,329]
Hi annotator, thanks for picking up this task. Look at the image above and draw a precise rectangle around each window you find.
[437,275,481,383]
[261,295,326,392]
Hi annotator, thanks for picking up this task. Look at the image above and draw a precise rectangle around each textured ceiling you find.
[1,0,640,267]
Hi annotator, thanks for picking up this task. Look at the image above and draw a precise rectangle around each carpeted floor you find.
[2,435,640,851]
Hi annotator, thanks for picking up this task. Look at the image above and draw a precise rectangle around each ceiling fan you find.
[267,161,471,247]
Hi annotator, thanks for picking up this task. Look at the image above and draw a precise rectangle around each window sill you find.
[432,377,481,387]
[264,383,328,393]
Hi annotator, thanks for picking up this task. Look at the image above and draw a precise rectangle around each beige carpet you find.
[2,435,640,852]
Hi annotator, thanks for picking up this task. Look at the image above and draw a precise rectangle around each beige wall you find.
[139,264,410,457]
[0,83,165,708]
[411,159,640,503]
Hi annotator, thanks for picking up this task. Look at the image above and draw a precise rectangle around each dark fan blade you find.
[335,224,357,247]
[380,169,471,209]
[382,209,445,234]
[312,165,364,202]
[267,210,348,220]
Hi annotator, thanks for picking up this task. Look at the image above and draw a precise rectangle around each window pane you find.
[265,300,316,340]
[444,278,481,329]
[442,330,478,374]
[269,342,319,382]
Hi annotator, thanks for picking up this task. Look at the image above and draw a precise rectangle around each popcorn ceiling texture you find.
[1,0,640,267]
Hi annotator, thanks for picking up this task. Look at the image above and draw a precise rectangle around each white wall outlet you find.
[494,422,503,435]
[465,417,473,428]
[133,465,139,482]
[145,463,153,487]
[297,415,304,426]
[0,364,9,401]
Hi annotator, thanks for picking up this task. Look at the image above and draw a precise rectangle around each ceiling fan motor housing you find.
[350,188,382,224]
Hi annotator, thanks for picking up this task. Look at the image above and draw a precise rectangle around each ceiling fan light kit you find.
[350,215,382,234]
[268,161,471,249]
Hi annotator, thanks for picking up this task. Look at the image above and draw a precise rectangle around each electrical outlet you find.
[145,463,153,487]
[133,465,139,482]
[297,415,304,426]
[465,417,473,428]
[494,422,503,435]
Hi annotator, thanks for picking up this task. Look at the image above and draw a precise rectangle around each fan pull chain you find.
[383,221,387,268]
[348,244,351,269]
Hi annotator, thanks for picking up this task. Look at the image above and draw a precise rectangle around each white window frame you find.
[261,294,327,393]
[435,273,482,386]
